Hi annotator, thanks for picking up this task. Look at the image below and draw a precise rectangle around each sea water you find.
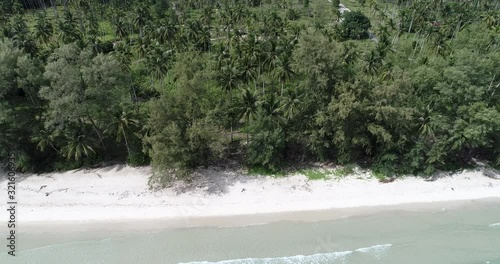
[3,200,500,264]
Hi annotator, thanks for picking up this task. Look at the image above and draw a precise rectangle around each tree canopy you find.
[0,0,499,181]
[339,11,371,39]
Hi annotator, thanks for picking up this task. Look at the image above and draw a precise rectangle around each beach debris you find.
[472,158,499,179]
[45,188,69,197]
[379,177,396,183]
[425,171,449,182]
[118,190,130,200]
[483,168,500,180]
[38,185,47,192]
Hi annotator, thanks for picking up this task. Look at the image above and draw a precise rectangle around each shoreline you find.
[1,165,500,230]
[19,198,500,234]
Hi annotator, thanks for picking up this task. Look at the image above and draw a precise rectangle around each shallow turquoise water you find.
[3,200,500,264]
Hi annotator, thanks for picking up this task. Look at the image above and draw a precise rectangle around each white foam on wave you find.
[354,244,392,259]
[179,244,392,264]
[489,223,500,227]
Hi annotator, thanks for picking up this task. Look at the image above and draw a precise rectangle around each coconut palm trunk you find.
[122,128,130,156]
[86,114,106,151]
[49,0,58,19]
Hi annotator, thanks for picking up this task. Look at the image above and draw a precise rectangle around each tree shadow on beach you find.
[0,163,130,185]
[73,163,127,174]
[171,168,252,196]
[0,171,33,184]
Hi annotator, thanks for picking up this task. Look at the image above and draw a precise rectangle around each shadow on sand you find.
[170,168,254,196]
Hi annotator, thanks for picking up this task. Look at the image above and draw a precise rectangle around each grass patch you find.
[300,168,331,180]
[248,165,286,177]
[372,170,387,181]
[99,20,116,41]
[332,164,355,178]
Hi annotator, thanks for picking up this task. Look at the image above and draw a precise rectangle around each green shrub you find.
[301,169,330,180]
[246,112,286,171]
[146,52,227,184]
[53,159,82,172]
[248,165,285,177]
[148,119,225,181]
[127,135,150,167]
[286,9,300,20]
[339,11,371,39]
[372,170,387,181]
[332,164,355,178]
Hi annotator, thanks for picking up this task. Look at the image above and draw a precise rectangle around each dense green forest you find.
[1,0,499,184]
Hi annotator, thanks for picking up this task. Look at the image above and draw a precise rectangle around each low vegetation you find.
[300,169,331,180]
[332,164,355,178]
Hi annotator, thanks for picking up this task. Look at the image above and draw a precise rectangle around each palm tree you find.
[418,104,435,141]
[114,17,129,40]
[9,15,37,54]
[10,15,29,41]
[218,6,234,40]
[363,49,383,75]
[431,32,448,56]
[154,21,177,48]
[218,59,241,94]
[481,10,497,29]
[85,13,100,43]
[146,48,172,87]
[341,42,359,65]
[242,33,263,78]
[112,43,137,104]
[58,10,82,44]
[135,36,149,58]
[215,45,231,70]
[262,39,280,72]
[61,134,96,161]
[105,110,140,156]
[201,7,213,28]
[31,129,59,153]
[34,12,53,45]
[288,24,305,39]
[238,88,257,144]
[260,92,285,125]
[273,53,295,96]
[70,0,88,35]
[199,25,211,52]
[239,55,257,84]
[111,43,131,70]
[133,4,151,37]
[313,21,324,32]
[279,86,304,121]
[73,0,90,13]
[48,0,58,19]
[218,59,241,141]
[185,20,200,47]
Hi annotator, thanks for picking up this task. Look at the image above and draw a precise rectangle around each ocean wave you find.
[489,223,500,227]
[355,244,392,259]
[179,244,392,264]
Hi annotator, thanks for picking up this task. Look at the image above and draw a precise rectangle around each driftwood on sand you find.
[483,168,500,180]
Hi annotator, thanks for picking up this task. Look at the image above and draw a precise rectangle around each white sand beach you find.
[1,165,500,229]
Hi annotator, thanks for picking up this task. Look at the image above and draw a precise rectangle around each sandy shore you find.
[1,165,500,229]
